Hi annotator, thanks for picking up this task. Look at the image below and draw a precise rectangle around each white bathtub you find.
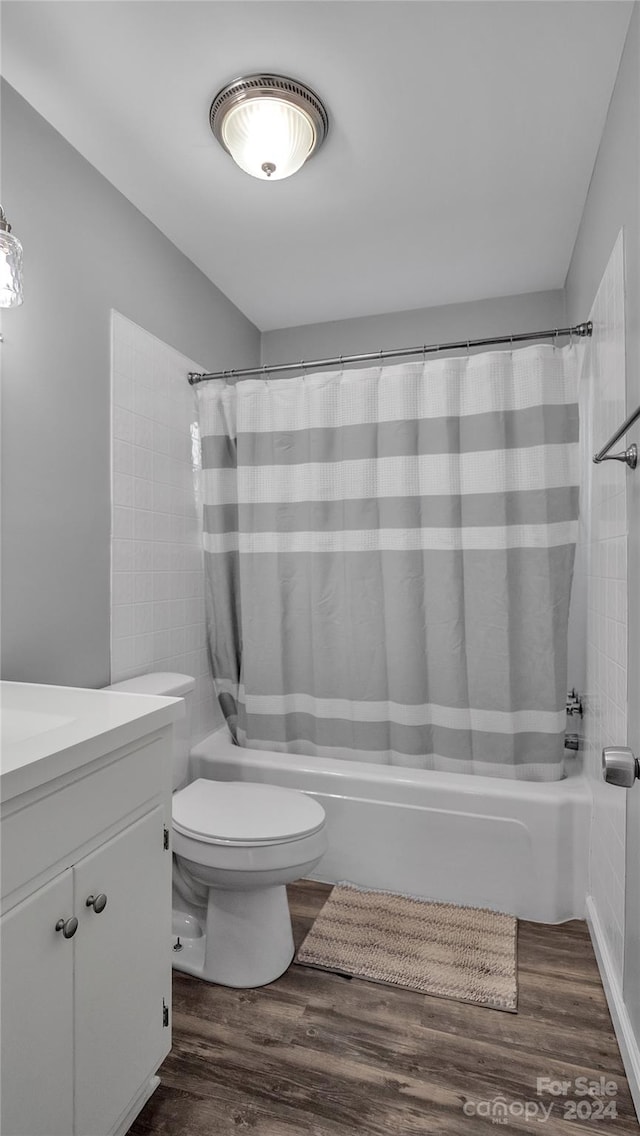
[190,728,591,923]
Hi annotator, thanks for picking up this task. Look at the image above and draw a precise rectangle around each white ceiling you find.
[1,1,633,331]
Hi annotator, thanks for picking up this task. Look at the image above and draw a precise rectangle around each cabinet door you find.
[0,870,74,1136]
[74,807,171,1136]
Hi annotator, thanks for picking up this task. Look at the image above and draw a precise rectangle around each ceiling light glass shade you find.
[222,97,315,181]
[210,75,329,182]
[0,208,23,308]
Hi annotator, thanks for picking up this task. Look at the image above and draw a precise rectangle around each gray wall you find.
[261,289,566,368]
[0,83,260,688]
[565,3,640,1038]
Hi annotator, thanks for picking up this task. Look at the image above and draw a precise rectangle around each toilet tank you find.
[106,672,195,790]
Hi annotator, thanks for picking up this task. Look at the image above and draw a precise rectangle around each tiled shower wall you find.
[577,232,628,983]
[110,311,220,743]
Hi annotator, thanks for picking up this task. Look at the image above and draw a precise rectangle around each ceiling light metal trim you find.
[209,73,329,165]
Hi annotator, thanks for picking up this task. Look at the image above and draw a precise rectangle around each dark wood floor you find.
[130,881,638,1135]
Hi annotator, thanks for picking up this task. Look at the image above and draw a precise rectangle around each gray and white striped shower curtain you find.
[196,345,578,781]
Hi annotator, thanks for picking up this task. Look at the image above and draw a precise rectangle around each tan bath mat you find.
[296,883,518,1012]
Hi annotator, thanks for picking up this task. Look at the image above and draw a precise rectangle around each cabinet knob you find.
[55,916,78,939]
[86,893,108,913]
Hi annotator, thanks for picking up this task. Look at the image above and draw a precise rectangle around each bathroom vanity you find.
[0,681,182,1136]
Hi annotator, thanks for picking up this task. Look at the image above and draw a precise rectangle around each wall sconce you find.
[209,74,328,182]
[0,206,23,307]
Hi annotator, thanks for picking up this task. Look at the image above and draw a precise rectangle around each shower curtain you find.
[196,345,579,781]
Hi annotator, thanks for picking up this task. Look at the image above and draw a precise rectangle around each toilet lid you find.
[172,779,326,846]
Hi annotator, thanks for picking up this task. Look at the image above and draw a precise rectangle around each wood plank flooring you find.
[130,881,638,1135]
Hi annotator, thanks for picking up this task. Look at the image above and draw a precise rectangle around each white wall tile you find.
[113,440,134,475]
[112,538,134,573]
[113,473,134,508]
[110,311,220,744]
[113,506,134,540]
[577,232,628,984]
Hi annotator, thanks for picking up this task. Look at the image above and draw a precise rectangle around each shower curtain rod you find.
[187,321,593,385]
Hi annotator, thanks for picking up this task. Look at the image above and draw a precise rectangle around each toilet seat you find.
[172,778,326,847]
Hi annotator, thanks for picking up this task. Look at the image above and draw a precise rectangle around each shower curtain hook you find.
[466,340,470,356]
[554,329,559,351]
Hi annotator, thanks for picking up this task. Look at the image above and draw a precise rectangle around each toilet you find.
[106,672,327,987]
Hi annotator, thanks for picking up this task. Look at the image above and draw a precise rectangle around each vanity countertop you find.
[0,681,183,803]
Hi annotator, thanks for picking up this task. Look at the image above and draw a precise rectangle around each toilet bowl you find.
[106,673,327,987]
[172,778,327,986]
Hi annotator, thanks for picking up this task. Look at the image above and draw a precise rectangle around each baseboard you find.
[110,1074,161,1136]
[586,896,640,1123]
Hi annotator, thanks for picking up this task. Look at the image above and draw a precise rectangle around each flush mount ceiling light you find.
[209,74,329,181]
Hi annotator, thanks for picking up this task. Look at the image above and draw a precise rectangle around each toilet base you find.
[171,884,295,987]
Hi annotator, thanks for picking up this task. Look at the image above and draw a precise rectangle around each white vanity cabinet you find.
[0,683,181,1136]
[1,867,75,1136]
[74,806,169,1136]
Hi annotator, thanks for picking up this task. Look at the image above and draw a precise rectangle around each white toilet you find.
[107,672,327,987]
